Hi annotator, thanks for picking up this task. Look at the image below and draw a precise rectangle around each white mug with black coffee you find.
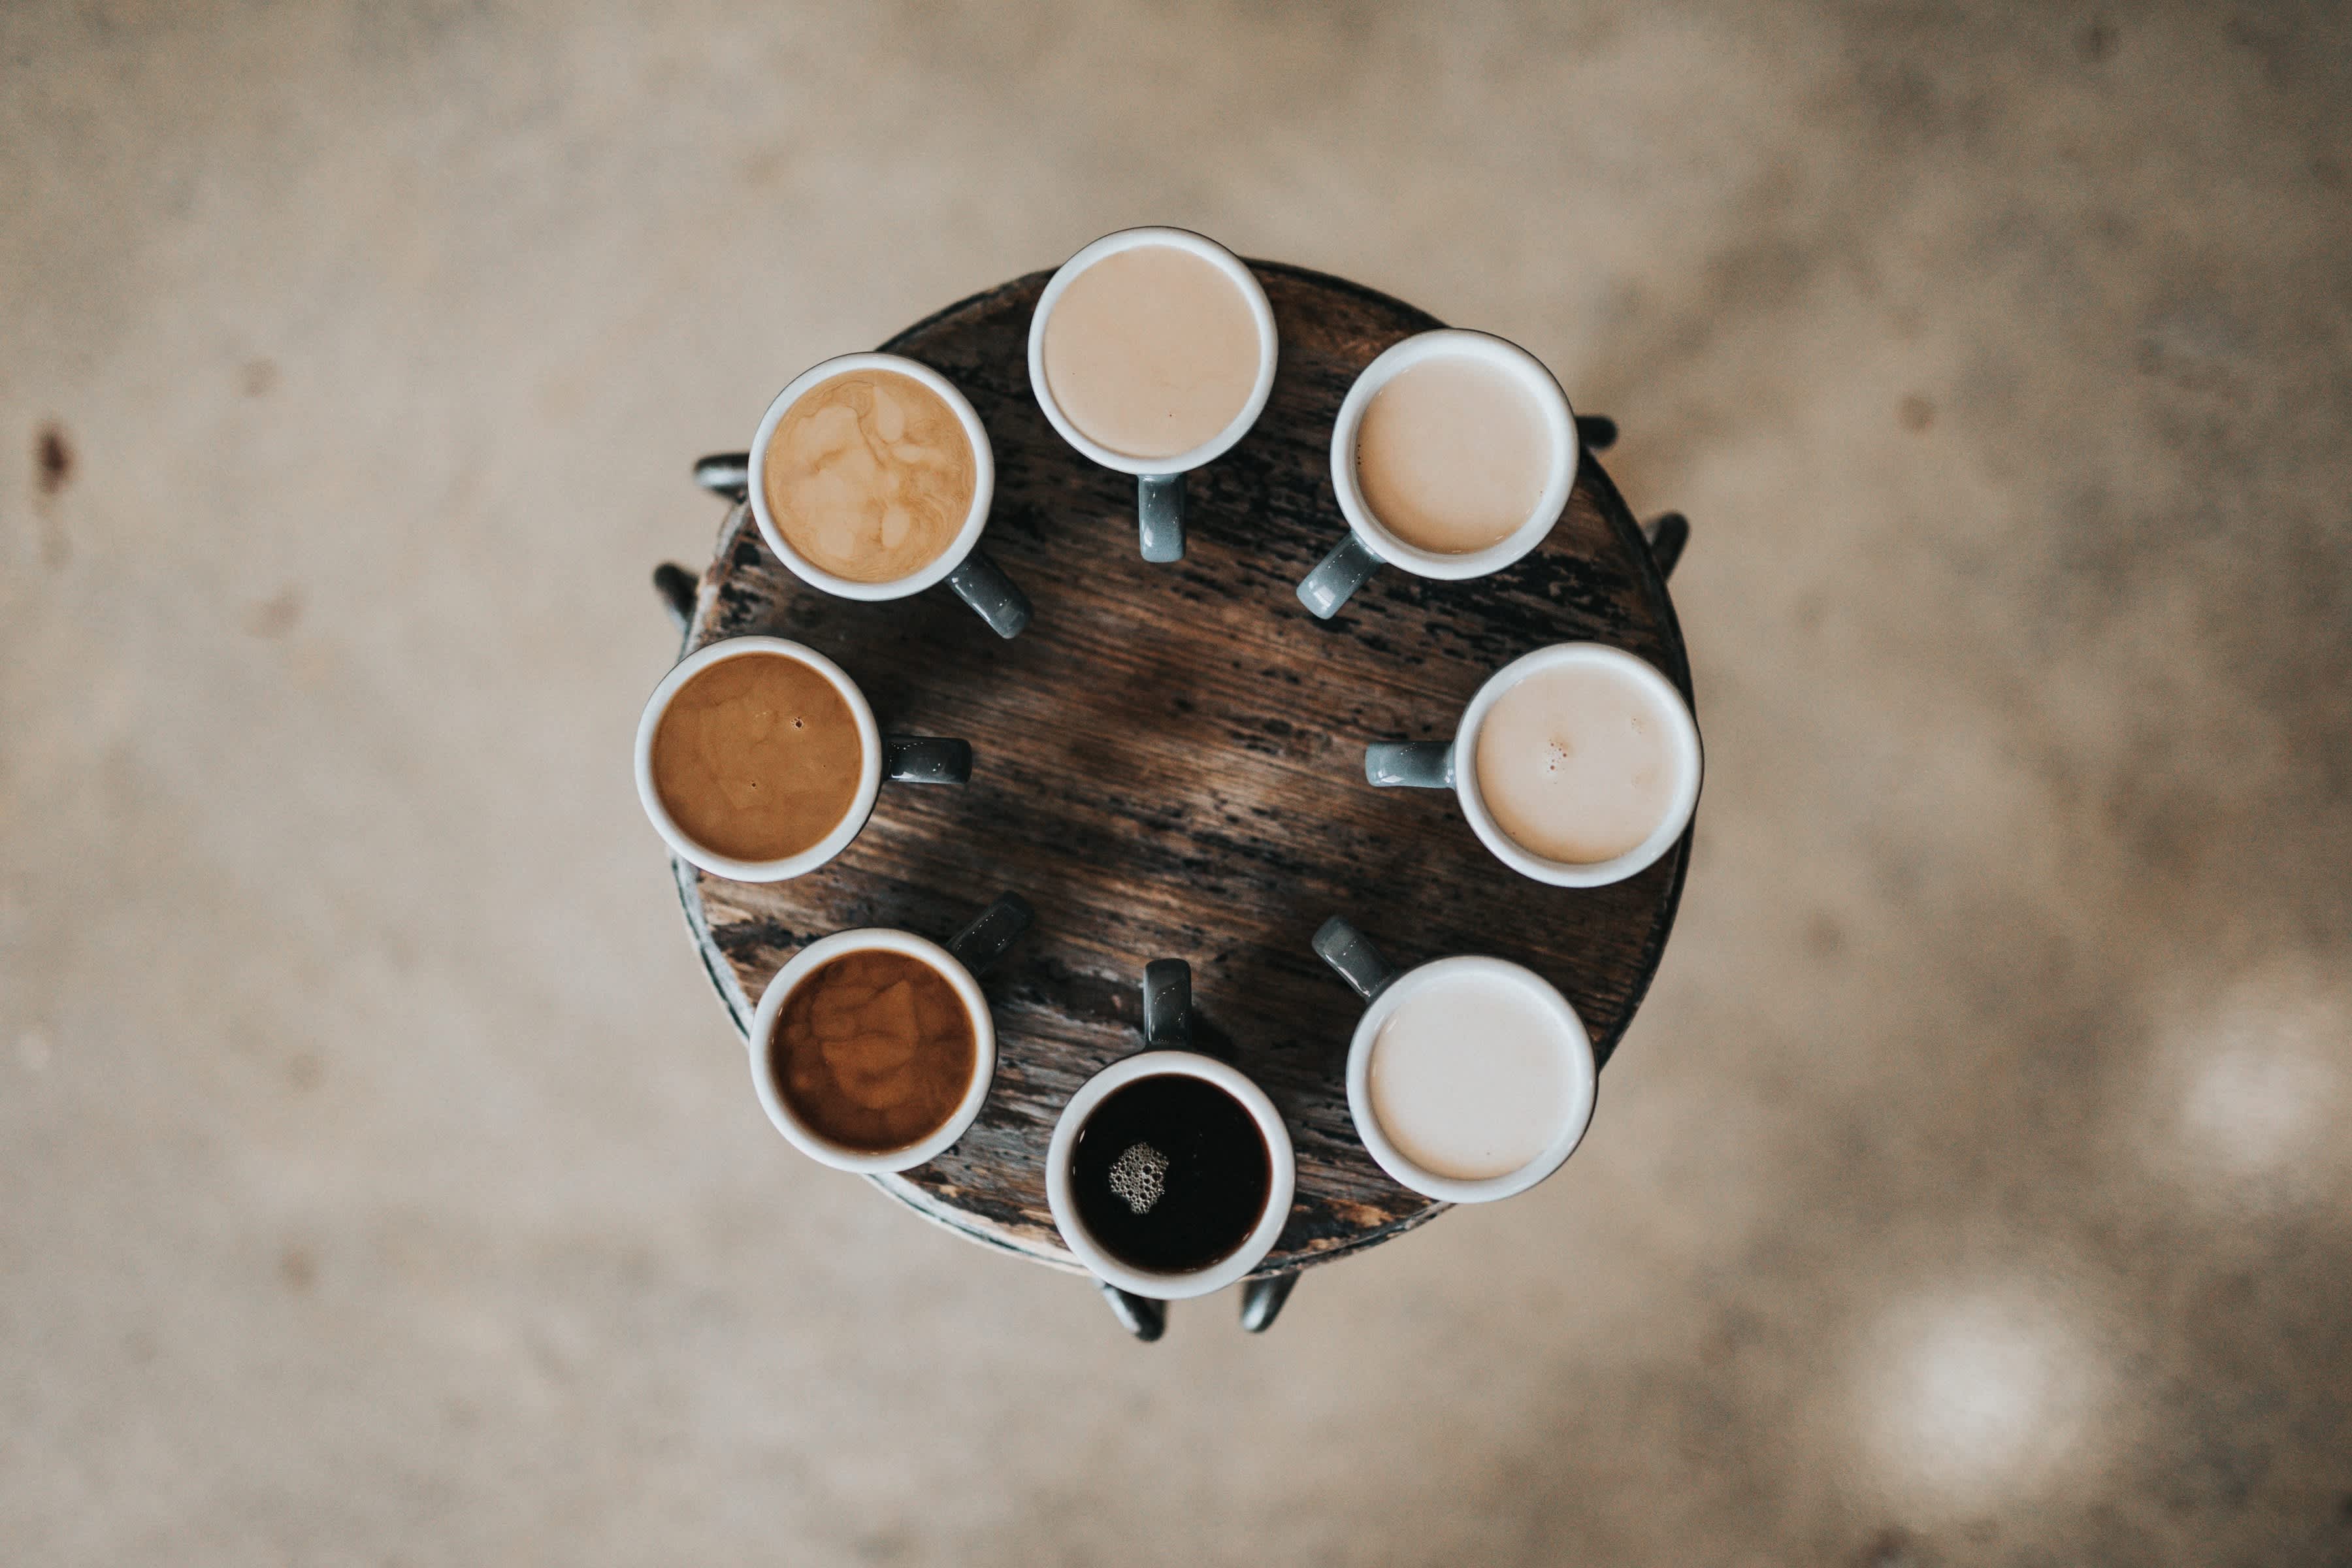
[1297,328,1579,618]
[750,352,1031,638]
[1313,918,1598,1204]
[1046,961,1296,1299]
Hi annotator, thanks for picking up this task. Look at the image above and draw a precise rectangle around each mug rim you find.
[1328,328,1580,580]
[1044,1049,1297,1299]
[633,636,885,883]
[1452,642,1704,888]
[1026,226,1281,478]
[1345,955,1598,1204]
[747,352,997,602]
[748,927,998,1174]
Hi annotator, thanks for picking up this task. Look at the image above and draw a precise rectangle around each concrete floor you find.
[5,1,2351,1563]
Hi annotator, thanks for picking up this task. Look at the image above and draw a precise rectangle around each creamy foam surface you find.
[1354,353,1552,553]
[1367,970,1575,1182]
[1041,244,1262,461]
[650,653,863,862]
[1475,660,1679,864]
[762,370,976,583]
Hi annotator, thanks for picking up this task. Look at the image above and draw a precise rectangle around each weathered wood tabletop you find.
[667,261,1695,1279]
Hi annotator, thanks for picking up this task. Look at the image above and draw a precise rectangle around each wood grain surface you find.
[668,262,1695,1278]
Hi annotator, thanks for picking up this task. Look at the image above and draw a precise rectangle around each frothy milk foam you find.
[1475,661,1678,865]
[1354,354,1552,554]
[1367,970,1575,1181]
[1041,244,1261,461]
[762,370,976,584]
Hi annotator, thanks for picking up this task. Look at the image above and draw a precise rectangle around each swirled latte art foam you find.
[762,370,977,583]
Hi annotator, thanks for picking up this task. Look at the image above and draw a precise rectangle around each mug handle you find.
[944,549,1033,640]
[1312,916,1399,1003]
[883,736,974,784]
[1296,532,1382,619]
[946,892,1033,977]
[1141,958,1192,1049]
[1137,474,1185,564]
[1363,741,1455,789]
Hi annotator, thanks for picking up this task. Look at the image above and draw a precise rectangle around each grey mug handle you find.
[1296,532,1382,619]
[1364,740,1455,789]
[1138,474,1185,563]
[944,549,1033,640]
[1141,958,1192,1049]
[947,892,1033,977]
[883,736,973,784]
[1313,917,1399,1003]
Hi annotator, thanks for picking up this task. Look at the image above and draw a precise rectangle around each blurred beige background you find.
[5,2,2350,1563]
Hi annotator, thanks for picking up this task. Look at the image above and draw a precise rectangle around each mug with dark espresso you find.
[750,892,1033,1173]
[1045,961,1296,1299]
[634,636,973,882]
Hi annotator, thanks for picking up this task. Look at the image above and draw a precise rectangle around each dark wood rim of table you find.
[664,259,1695,1281]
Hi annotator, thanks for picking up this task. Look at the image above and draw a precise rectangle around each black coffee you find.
[1070,1073,1271,1274]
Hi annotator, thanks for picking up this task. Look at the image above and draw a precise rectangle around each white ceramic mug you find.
[634,636,972,882]
[749,893,1031,1173]
[1365,642,1701,888]
[1297,328,1579,618]
[1313,919,1598,1204]
[1045,961,1296,1299]
[1028,227,1281,564]
[749,352,1030,638]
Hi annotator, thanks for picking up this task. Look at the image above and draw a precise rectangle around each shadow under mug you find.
[1297,329,1579,619]
[1027,227,1281,564]
[1365,642,1702,888]
[1045,960,1296,1299]
[750,892,1033,1174]
[1312,917,1597,1205]
[635,636,973,882]
[747,352,1032,640]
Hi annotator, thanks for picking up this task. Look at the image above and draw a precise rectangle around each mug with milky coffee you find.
[1312,918,1597,1205]
[1365,642,1701,889]
[751,892,1033,1173]
[1028,227,1280,564]
[634,636,973,882]
[749,353,1031,639]
[1045,960,1296,1299]
[1296,329,1580,619]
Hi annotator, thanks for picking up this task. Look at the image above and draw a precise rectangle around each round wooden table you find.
[657,261,1695,1335]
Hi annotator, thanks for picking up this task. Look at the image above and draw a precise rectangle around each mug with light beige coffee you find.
[1029,227,1280,563]
[1365,642,1701,888]
[1297,329,1579,618]
[749,353,1031,639]
[635,636,972,882]
[1312,917,1597,1204]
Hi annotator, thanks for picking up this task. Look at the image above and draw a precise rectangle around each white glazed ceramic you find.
[1446,642,1703,888]
[1025,226,1281,478]
[1329,327,1578,579]
[1345,955,1597,1204]
[1045,1051,1296,1299]
[747,352,997,600]
[749,927,996,1174]
[633,636,884,883]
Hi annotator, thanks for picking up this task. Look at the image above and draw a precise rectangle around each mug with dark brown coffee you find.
[750,892,1032,1173]
[1045,960,1296,1299]
[634,636,973,882]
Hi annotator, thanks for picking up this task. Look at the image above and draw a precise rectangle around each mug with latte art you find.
[748,352,1032,639]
